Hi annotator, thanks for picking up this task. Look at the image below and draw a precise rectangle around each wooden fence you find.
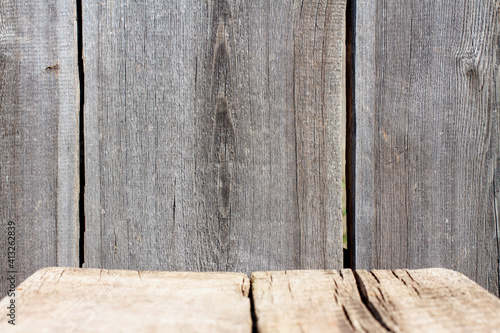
[0,0,498,298]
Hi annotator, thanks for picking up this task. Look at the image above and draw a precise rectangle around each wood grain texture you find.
[252,269,500,332]
[251,269,386,332]
[355,268,500,332]
[0,0,80,297]
[348,0,500,295]
[83,0,345,273]
[0,267,251,332]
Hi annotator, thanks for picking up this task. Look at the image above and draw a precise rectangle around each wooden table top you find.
[0,267,499,332]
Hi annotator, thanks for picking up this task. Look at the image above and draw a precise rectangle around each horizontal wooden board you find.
[0,267,252,332]
[355,268,500,332]
[252,268,500,332]
[0,0,80,297]
[1,268,498,331]
[251,270,386,332]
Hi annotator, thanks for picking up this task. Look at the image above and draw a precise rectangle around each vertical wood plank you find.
[349,0,500,295]
[0,0,80,296]
[294,0,346,268]
[83,0,345,273]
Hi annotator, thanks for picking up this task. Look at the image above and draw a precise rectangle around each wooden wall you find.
[348,0,500,296]
[82,0,345,274]
[1,0,499,298]
[0,0,80,296]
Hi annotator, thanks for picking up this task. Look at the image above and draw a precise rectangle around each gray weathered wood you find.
[355,268,500,332]
[0,267,252,332]
[251,269,386,332]
[0,0,80,297]
[348,0,500,295]
[83,1,345,273]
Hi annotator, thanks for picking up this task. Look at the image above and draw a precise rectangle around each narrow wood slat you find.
[0,267,252,332]
[0,0,80,297]
[348,0,500,296]
[251,270,386,332]
[355,268,500,333]
[83,0,345,274]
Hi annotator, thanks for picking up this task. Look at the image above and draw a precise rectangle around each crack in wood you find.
[341,304,355,331]
[353,271,394,333]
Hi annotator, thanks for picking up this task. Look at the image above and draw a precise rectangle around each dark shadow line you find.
[345,0,355,270]
[248,278,258,333]
[77,0,85,268]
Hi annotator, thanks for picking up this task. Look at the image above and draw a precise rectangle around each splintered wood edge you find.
[0,267,252,332]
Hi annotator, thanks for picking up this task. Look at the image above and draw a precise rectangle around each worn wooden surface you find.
[0,0,80,297]
[0,267,251,332]
[1,268,498,331]
[251,270,386,332]
[253,268,500,332]
[83,0,345,273]
[348,0,500,295]
[355,268,500,332]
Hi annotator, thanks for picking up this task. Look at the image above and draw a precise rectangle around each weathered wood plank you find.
[252,269,500,332]
[83,1,345,273]
[0,267,251,332]
[355,268,500,332]
[0,0,80,297]
[251,270,387,332]
[348,0,500,295]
